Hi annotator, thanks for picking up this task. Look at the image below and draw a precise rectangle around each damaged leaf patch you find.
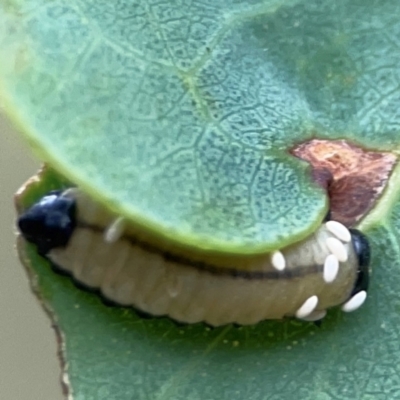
[292,139,397,226]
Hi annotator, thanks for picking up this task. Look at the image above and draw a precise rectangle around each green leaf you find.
[5,0,400,399]
[4,0,400,252]
[0,0,350,254]
[16,167,400,399]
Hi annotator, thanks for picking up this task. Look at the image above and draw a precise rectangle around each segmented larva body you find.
[18,188,370,326]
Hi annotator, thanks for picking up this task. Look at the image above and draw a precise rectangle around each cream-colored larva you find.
[17,188,371,326]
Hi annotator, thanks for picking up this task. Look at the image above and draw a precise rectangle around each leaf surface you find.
[4,0,400,398]
[6,0,392,252]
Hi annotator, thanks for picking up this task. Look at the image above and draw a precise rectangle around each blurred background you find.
[0,113,63,399]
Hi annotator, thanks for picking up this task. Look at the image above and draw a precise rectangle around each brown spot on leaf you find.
[291,139,397,227]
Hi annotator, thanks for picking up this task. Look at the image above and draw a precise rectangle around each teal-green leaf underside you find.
[4,0,400,252]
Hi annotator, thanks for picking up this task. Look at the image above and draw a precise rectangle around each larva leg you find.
[78,239,121,287]
[48,230,94,285]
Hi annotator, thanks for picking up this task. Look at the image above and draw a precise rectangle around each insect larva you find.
[17,188,371,326]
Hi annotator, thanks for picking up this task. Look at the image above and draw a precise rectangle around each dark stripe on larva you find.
[76,222,322,281]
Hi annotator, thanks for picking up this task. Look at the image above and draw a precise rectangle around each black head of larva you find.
[349,228,371,295]
[18,191,77,256]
